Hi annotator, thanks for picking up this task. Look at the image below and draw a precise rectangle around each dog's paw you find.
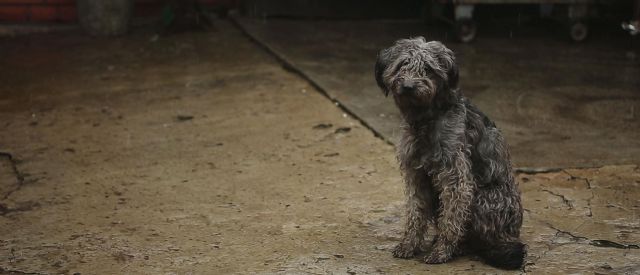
[392,243,416,259]
[424,250,452,264]
[453,244,470,256]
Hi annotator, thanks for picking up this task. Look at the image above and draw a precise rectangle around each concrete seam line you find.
[227,15,393,146]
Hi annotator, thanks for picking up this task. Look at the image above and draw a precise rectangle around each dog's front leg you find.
[393,169,432,258]
[425,154,473,264]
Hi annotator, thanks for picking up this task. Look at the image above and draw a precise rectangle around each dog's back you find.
[463,98,525,269]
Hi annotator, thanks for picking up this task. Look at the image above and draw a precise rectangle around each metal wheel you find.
[569,20,588,42]
[454,18,477,43]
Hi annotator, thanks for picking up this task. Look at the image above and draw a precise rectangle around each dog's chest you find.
[399,130,439,170]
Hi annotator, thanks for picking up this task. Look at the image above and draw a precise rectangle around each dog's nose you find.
[399,81,415,95]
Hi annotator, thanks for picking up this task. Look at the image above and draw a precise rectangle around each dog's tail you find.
[474,239,526,270]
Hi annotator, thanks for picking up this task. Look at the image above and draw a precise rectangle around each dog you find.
[374,37,525,269]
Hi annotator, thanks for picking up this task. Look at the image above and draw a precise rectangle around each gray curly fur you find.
[375,37,525,269]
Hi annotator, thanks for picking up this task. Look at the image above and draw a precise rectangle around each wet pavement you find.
[232,17,640,168]
[0,19,639,274]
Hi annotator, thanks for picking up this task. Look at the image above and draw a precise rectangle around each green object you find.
[161,4,176,27]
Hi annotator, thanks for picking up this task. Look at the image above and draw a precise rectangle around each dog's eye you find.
[393,79,402,88]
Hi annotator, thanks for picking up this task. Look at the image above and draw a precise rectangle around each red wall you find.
[0,0,237,23]
[0,0,76,22]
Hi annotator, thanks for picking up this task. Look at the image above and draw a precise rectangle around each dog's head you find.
[375,37,459,108]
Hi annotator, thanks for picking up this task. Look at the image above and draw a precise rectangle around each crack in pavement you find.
[515,167,563,174]
[550,225,589,243]
[524,213,639,272]
[541,189,574,210]
[585,190,594,217]
[589,239,640,249]
[463,167,634,272]
[0,202,40,216]
[0,266,46,275]
[563,170,593,189]
[552,227,640,250]
[584,178,592,190]
[562,170,595,217]
[0,152,26,200]
[524,170,639,272]
[0,152,36,216]
[537,216,640,251]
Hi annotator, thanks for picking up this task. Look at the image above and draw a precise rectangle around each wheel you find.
[422,0,448,25]
[569,20,588,42]
[454,18,477,43]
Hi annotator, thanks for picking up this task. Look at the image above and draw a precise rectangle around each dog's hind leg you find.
[469,188,526,269]
[424,152,474,264]
[392,169,434,258]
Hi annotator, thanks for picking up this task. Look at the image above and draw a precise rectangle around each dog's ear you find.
[447,60,459,89]
[425,41,458,89]
[375,49,390,97]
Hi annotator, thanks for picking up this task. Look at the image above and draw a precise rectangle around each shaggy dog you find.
[375,37,525,269]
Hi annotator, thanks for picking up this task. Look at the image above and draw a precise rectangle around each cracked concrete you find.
[0,19,639,274]
[0,153,25,198]
[520,165,640,273]
[540,189,574,210]
[0,152,32,216]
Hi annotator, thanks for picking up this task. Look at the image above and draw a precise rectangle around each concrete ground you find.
[233,17,640,168]
[0,19,639,274]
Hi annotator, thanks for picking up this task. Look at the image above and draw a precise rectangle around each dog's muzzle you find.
[398,80,415,96]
